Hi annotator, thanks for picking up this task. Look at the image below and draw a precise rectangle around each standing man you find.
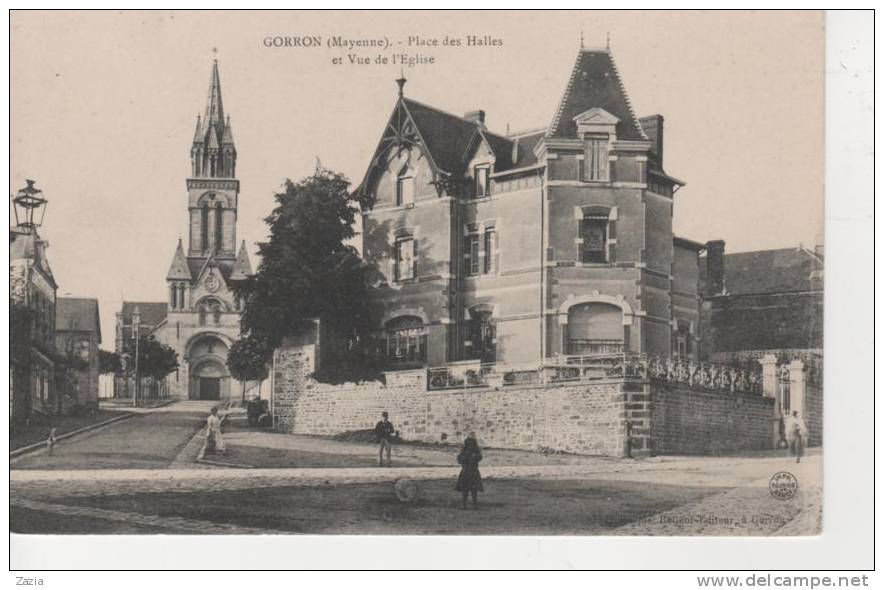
[375,411,395,467]
[787,410,809,463]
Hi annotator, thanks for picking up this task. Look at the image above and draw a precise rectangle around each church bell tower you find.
[187,59,239,257]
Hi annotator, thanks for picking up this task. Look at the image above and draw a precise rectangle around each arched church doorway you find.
[187,334,231,401]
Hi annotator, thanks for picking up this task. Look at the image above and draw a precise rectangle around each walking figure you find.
[375,411,395,466]
[455,432,484,509]
[46,428,58,456]
[206,407,226,454]
[787,410,808,463]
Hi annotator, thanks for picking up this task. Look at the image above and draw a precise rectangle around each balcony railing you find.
[426,353,762,394]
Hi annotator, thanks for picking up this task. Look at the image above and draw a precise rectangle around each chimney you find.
[639,115,664,167]
[465,109,486,128]
[705,240,726,296]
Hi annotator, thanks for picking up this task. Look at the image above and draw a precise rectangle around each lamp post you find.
[132,306,141,408]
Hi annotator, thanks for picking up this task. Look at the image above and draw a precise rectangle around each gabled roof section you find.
[699,247,824,297]
[57,297,102,342]
[402,98,484,175]
[548,49,647,141]
[167,239,192,280]
[229,240,253,280]
[221,117,235,145]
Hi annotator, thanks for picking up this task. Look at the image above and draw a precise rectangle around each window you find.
[584,137,609,181]
[215,202,224,253]
[464,234,480,276]
[483,229,496,274]
[566,303,624,355]
[474,165,490,198]
[384,316,427,366]
[212,303,222,324]
[170,284,177,309]
[466,311,496,363]
[581,216,609,263]
[201,204,209,252]
[394,237,416,281]
[396,165,414,206]
[198,304,207,326]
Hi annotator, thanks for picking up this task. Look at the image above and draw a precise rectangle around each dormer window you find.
[474,165,490,198]
[396,164,414,206]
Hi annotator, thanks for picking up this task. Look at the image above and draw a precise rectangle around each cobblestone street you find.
[10,402,822,536]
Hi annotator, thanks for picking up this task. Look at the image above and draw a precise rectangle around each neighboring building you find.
[55,297,102,412]
[113,60,252,401]
[699,241,824,445]
[699,242,824,362]
[10,180,58,424]
[354,47,703,370]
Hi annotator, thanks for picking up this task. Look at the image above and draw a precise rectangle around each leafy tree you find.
[98,349,122,375]
[232,168,379,380]
[227,335,271,400]
[135,336,179,381]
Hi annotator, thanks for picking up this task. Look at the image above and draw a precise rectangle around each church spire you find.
[204,60,225,134]
[191,59,236,179]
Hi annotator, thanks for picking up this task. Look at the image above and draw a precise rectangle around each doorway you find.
[199,377,221,400]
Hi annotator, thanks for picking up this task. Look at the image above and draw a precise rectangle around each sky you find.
[10,10,824,348]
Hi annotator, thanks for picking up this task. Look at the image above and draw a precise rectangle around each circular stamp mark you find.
[769,471,799,500]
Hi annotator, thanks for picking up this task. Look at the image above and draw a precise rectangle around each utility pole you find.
[132,306,141,408]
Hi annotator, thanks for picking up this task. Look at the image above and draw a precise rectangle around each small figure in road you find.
[455,432,484,509]
[206,407,226,454]
[46,428,58,457]
[375,411,395,467]
[786,410,808,463]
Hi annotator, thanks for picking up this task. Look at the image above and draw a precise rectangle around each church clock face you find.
[205,275,221,293]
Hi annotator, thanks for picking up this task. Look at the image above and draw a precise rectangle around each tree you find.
[227,335,271,401]
[231,168,379,380]
[136,336,179,381]
[98,349,122,375]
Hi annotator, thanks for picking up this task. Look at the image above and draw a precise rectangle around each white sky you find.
[10,10,824,347]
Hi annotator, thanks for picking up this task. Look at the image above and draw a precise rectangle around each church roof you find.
[229,240,253,280]
[221,117,235,145]
[547,49,647,141]
[119,301,167,343]
[56,297,101,342]
[192,60,233,151]
[166,239,192,280]
[205,60,225,132]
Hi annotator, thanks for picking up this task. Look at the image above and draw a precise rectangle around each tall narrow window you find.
[170,284,177,309]
[585,137,609,181]
[464,234,480,275]
[396,165,414,206]
[394,237,416,281]
[198,303,207,326]
[483,229,496,274]
[215,202,224,253]
[212,303,222,324]
[581,214,609,263]
[178,284,185,309]
[201,204,209,252]
[474,165,490,198]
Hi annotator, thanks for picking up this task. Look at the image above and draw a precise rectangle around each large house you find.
[55,297,102,412]
[114,60,252,401]
[354,47,704,370]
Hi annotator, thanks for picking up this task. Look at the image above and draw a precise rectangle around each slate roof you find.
[120,301,168,327]
[167,240,192,280]
[547,49,647,141]
[508,130,545,169]
[56,297,101,342]
[229,241,254,280]
[700,247,824,297]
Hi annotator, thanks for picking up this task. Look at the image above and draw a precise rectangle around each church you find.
[115,60,252,401]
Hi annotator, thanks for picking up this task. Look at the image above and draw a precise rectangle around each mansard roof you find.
[547,49,647,141]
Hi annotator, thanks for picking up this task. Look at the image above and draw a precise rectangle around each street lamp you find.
[11,179,48,233]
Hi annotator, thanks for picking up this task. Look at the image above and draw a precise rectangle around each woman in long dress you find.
[206,407,226,454]
[455,433,484,509]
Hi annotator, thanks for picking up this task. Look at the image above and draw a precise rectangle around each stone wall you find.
[273,338,777,458]
[273,342,631,457]
[650,382,775,455]
[805,383,823,448]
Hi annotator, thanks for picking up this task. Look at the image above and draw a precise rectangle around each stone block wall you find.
[650,382,775,455]
[804,383,823,447]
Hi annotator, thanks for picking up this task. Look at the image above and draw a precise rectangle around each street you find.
[10,401,822,536]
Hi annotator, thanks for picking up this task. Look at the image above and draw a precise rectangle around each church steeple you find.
[191,60,236,178]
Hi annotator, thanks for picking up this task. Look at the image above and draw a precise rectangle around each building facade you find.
[114,60,252,401]
[355,48,704,370]
[10,227,58,423]
[55,297,102,412]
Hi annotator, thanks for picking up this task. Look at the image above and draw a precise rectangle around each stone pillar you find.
[759,354,781,448]
[759,354,778,399]
[788,359,807,420]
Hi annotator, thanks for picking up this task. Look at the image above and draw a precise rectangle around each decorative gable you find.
[573,107,620,137]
